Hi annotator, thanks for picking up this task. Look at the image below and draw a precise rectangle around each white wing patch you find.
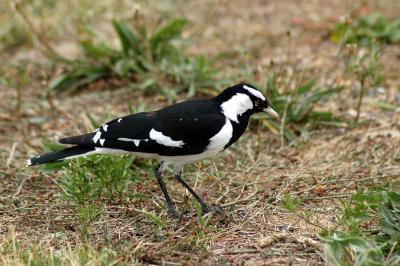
[93,131,102,143]
[149,129,185,148]
[118,138,148,147]
[220,93,253,123]
[243,85,265,100]
[102,124,108,132]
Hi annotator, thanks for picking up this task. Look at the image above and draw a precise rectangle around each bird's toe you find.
[202,204,223,214]
[168,208,180,219]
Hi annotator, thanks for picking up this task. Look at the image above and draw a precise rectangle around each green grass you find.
[49,18,218,98]
[331,12,400,46]
[330,13,385,123]
[252,76,344,142]
[0,229,129,265]
[280,184,400,265]
[320,187,400,265]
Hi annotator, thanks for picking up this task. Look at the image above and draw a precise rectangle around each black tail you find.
[27,146,96,166]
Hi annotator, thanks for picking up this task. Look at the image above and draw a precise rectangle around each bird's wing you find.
[59,100,227,156]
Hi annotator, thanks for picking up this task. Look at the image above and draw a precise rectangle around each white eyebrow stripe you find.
[149,129,185,148]
[243,85,265,100]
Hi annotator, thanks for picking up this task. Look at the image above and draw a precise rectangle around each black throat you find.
[224,110,252,149]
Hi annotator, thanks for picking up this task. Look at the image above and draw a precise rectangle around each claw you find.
[168,208,180,219]
[202,205,222,214]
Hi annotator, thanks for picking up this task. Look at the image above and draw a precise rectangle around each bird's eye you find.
[255,100,260,106]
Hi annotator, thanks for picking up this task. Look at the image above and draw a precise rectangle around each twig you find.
[6,142,18,167]
[302,193,351,200]
[221,189,259,207]
[13,177,28,198]
[355,76,366,122]
[12,0,68,62]
[223,249,260,255]
[386,240,398,261]
[292,212,326,229]
[275,170,303,199]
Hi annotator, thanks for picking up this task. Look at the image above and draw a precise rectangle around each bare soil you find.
[0,0,399,265]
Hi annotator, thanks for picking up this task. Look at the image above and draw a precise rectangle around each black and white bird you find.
[27,83,279,217]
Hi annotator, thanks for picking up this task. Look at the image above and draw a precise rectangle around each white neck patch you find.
[220,93,253,123]
[243,85,265,101]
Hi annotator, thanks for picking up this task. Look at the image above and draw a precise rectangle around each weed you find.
[194,203,213,228]
[0,19,29,51]
[344,42,383,122]
[254,76,343,142]
[141,210,168,229]
[57,155,138,205]
[281,194,302,212]
[331,13,400,46]
[49,18,217,98]
[78,204,103,241]
[320,187,400,265]
[58,158,102,206]
[0,228,126,265]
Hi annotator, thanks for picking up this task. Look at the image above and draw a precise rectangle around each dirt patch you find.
[1,0,399,264]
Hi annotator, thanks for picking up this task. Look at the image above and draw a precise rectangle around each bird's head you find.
[215,83,279,123]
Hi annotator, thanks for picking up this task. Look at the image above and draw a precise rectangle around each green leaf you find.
[41,139,66,152]
[112,20,141,56]
[113,58,140,76]
[141,210,167,228]
[281,194,301,212]
[49,66,110,92]
[85,112,100,129]
[150,18,187,59]
[292,87,343,121]
[79,39,114,59]
[296,80,315,95]
[379,204,400,238]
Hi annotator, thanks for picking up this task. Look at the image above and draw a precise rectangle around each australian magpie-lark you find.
[27,83,279,217]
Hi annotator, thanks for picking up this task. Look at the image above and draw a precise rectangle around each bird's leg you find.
[155,162,179,218]
[173,166,221,214]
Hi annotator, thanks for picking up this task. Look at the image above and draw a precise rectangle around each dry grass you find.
[1,0,399,265]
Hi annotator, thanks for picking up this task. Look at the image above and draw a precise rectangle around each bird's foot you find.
[167,208,180,219]
[201,204,223,214]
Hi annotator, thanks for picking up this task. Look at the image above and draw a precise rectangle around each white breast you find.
[206,118,233,152]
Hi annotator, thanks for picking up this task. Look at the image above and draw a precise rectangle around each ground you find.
[0,0,399,265]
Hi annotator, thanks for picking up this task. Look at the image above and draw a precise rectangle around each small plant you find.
[331,13,400,46]
[50,18,217,97]
[78,205,103,241]
[58,155,137,205]
[344,42,383,122]
[58,158,102,206]
[91,155,136,200]
[255,76,343,142]
[281,194,302,212]
[0,228,123,265]
[320,187,400,265]
[330,12,385,123]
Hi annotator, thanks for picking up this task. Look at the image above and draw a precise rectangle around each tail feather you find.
[27,146,96,166]
[59,133,95,145]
